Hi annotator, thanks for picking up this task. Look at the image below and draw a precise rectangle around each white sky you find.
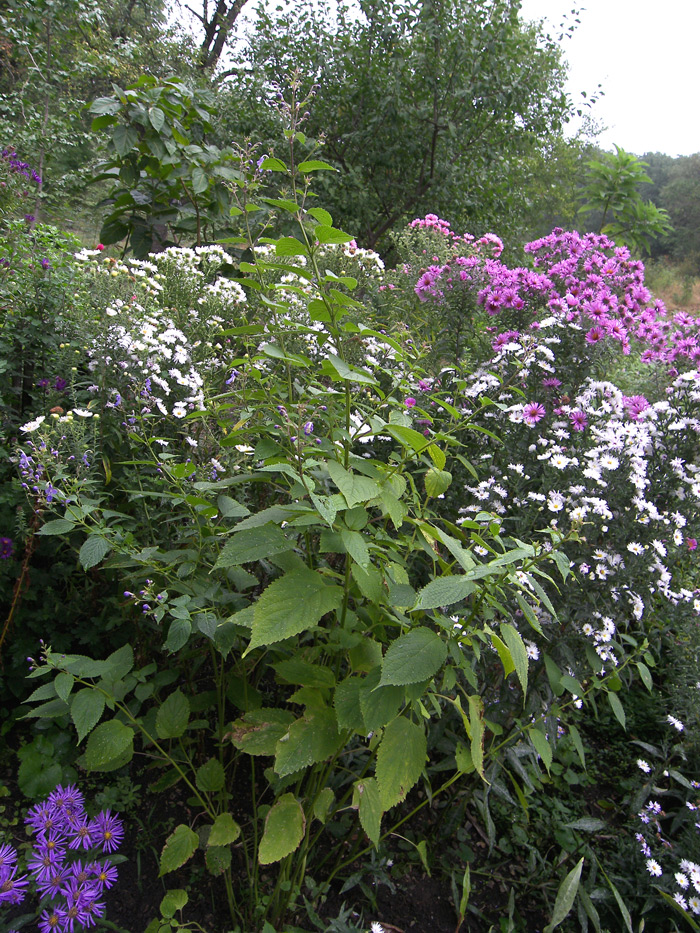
[519,0,700,157]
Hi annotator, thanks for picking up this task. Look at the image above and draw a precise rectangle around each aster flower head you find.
[522,402,546,426]
[90,810,124,854]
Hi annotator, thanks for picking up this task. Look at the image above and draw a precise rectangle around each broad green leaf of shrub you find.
[334,677,366,734]
[160,890,188,919]
[229,709,295,756]
[375,717,427,810]
[37,519,75,536]
[274,707,341,777]
[353,778,382,847]
[607,691,626,729]
[208,813,241,847]
[379,628,447,686]
[196,758,225,792]
[156,689,190,739]
[246,569,343,652]
[258,794,305,865]
[84,720,133,771]
[359,669,404,733]
[413,575,476,610]
[424,468,452,497]
[71,688,105,743]
[313,787,335,824]
[214,523,292,569]
[79,535,112,570]
[205,846,232,875]
[159,824,199,876]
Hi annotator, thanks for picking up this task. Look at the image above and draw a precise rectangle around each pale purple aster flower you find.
[91,810,124,854]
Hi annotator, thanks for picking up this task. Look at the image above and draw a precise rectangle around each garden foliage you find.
[4,110,700,932]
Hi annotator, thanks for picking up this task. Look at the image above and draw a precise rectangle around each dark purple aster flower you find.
[67,815,96,851]
[24,214,35,224]
[569,410,588,432]
[36,864,70,899]
[40,258,51,270]
[0,843,17,870]
[26,802,61,837]
[0,538,13,559]
[91,810,123,854]
[53,377,67,392]
[62,879,104,932]
[0,864,29,904]
[38,905,67,933]
[89,860,118,890]
[28,839,64,880]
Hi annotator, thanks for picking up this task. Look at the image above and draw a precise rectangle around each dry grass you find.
[645,260,700,315]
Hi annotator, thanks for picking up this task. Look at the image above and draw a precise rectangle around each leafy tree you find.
[578,146,672,256]
[89,75,242,255]
[238,0,571,249]
[658,154,700,271]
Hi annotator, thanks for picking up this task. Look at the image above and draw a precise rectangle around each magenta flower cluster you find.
[0,784,123,932]
[410,223,700,373]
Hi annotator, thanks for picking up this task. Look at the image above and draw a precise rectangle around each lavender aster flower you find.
[91,810,123,854]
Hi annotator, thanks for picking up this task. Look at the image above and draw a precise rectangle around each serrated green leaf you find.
[274,707,340,777]
[568,723,586,770]
[413,575,476,610]
[314,225,353,244]
[260,156,287,172]
[313,787,334,824]
[297,159,337,172]
[340,529,370,568]
[379,628,447,686]
[247,569,343,652]
[54,672,74,703]
[359,668,403,733]
[258,794,305,864]
[424,468,452,498]
[160,889,188,919]
[307,207,332,225]
[275,236,307,256]
[208,813,241,846]
[156,689,190,739]
[205,845,232,875]
[196,758,225,792]
[334,677,366,734]
[83,720,133,771]
[79,535,112,570]
[375,717,426,810]
[325,353,378,387]
[353,777,382,846]
[38,519,75,536]
[159,824,198,876]
[214,523,292,569]
[71,688,105,743]
[229,709,295,756]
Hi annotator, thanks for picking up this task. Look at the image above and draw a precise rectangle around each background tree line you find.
[1,0,698,270]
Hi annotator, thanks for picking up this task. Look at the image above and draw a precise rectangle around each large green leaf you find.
[159,824,199,876]
[83,720,133,771]
[70,688,105,743]
[196,758,225,792]
[529,726,553,773]
[375,717,426,810]
[413,576,476,610]
[379,628,447,686]
[274,708,341,777]
[359,669,403,733]
[207,813,241,847]
[79,535,112,570]
[156,689,190,739]
[214,523,292,569]
[246,569,343,652]
[334,677,366,734]
[258,794,305,865]
[353,778,382,847]
[229,709,295,756]
[327,460,380,507]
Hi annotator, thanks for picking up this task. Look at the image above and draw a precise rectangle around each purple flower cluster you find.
[410,224,700,373]
[1,148,42,185]
[0,784,123,932]
[0,537,13,559]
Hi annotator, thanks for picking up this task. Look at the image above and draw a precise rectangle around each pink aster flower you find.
[405,397,417,409]
[569,410,587,431]
[522,402,546,426]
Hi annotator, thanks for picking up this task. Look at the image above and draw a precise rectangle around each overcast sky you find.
[519,0,700,157]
